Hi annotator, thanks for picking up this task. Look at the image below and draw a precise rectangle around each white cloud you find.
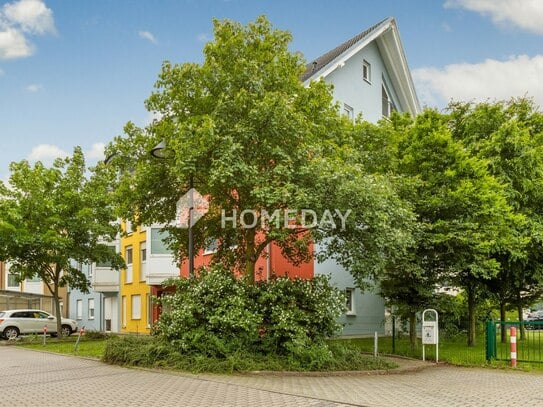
[27,144,69,163]
[413,54,543,108]
[138,30,157,44]
[3,0,56,35]
[0,0,55,60]
[444,0,543,34]
[0,25,33,59]
[25,83,41,92]
[85,143,105,160]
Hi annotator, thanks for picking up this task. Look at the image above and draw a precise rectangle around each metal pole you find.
[188,174,194,278]
[392,315,396,354]
[374,331,378,358]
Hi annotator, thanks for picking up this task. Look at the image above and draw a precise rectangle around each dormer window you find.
[362,60,371,83]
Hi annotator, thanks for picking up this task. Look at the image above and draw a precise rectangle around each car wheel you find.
[61,325,72,337]
[3,326,20,340]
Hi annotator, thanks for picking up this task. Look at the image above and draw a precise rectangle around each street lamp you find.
[150,141,194,278]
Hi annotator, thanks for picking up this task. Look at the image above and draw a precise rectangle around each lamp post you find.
[151,141,194,278]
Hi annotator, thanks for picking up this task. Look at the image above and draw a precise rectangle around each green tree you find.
[396,109,519,346]
[0,148,124,335]
[449,99,543,340]
[104,16,413,284]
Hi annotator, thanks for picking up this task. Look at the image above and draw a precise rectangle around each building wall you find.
[325,41,402,123]
[120,225,152,334]
[313,38,406,336]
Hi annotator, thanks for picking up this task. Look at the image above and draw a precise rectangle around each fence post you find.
[485,320,496,362]
[392,315,396,354]
[510,326,517,368]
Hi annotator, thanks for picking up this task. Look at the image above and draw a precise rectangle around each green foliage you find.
[0,147,124,335]
[102,16,415,285]
[102,334,395,373]
[153,265,343,363]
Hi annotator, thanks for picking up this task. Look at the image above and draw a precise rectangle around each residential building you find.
[68,238,121,332]
[119,222,178,333]
[302,17,420,335]
[0,261,68,316]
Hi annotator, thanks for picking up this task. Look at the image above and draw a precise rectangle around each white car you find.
[0,309,78,339]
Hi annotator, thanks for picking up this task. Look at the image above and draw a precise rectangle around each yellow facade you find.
[120,223,151,334]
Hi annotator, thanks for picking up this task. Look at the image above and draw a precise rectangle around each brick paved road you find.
[1,346,542,406]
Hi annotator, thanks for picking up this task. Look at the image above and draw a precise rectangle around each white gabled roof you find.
[302,17,420,116]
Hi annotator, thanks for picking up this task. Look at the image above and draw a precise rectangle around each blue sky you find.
[1,0,542,181]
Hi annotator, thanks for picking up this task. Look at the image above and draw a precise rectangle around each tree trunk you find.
[467,285,477,347]
[409,312,418,350]
[500,301,507,343]
[244,228,256,285]
[53,267,63,337]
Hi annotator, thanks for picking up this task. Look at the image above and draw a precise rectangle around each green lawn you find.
[17,337,107,359]
[340,332,543,370]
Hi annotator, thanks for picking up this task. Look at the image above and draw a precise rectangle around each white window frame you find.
[345,287,356,315]
[362,60,371,83]
[343,103,354,121]
[146,293,152,328]
[76,299,83,320]
[131,294,141,320]
[88,298,95,320]
[125,246,133,284]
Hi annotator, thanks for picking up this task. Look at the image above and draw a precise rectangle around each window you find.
[382,84,396,118]
[140,241,147,263]
[131,295,141,320]
[125,246,133,283]
[150,228,172,255]
[122,296,127,327]
[7,273,18,287]
[96,245,116,268]
[76,299,83,320]
[343,103,354,121]
[125,220,133,234]
[345,288,356,315]
[88,298,95,319]
[362,60,371,83]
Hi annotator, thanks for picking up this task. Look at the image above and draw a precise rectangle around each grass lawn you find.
[17,336,107,359]
[340,333,543,370]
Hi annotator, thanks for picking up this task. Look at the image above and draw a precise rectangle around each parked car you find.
[0,309,78,339]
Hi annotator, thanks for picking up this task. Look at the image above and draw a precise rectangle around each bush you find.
[102,334,395,373]
[153,265,344,365]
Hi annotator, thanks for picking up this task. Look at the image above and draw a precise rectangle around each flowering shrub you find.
[154,265,343,362]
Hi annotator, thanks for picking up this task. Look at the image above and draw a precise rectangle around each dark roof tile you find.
[301,17,392,82]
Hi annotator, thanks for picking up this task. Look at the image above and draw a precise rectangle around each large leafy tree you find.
[395,110,520,346]
[0,148,124,335]
[104,16,413,284]
[449,99,543,339]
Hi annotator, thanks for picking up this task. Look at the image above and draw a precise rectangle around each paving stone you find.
[1,346,541,406]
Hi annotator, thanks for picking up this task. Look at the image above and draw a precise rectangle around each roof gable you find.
[302,17,420,116]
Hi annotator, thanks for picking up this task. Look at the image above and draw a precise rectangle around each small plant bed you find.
[102,335,396,374]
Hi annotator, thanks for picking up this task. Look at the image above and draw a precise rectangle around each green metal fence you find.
[486,320,543,364]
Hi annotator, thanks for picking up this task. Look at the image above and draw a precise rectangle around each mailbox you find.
[422,308,439,362]
[422,321,437,344]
